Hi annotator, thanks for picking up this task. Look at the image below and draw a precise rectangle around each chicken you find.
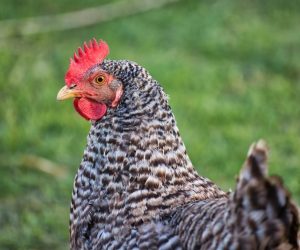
[57,39,299,250]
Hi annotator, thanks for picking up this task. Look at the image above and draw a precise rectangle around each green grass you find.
[0,0,300,249]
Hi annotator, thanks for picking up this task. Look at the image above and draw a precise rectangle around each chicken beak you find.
[57,86,81,101]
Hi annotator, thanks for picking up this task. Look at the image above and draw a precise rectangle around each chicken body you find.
[70,60,226,249]
[62,57,299,249]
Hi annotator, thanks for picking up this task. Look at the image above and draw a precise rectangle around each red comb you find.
[65,39,109,86]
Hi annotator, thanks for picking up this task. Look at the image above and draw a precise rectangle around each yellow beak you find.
[57,86,81,101]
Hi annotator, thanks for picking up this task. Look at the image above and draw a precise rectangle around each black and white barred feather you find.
[69,60,299,249]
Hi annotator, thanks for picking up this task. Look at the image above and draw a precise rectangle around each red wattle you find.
[73,98,107,121]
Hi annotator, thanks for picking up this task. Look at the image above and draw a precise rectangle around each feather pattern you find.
[69,59,299,249]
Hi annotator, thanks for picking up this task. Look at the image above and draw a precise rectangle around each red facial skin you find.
[71,70,123,121]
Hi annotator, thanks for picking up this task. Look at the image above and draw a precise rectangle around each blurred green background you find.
[0,0,299,249]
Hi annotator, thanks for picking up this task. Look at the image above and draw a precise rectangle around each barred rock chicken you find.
[57,39,299,250]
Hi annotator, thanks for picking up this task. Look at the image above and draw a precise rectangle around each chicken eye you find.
[95,76,105,84]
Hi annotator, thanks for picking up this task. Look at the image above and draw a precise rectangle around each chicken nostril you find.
[69,84,77,89]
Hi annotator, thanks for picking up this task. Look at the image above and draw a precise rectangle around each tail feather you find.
[237,139,268,188]
[233,140,299,249]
